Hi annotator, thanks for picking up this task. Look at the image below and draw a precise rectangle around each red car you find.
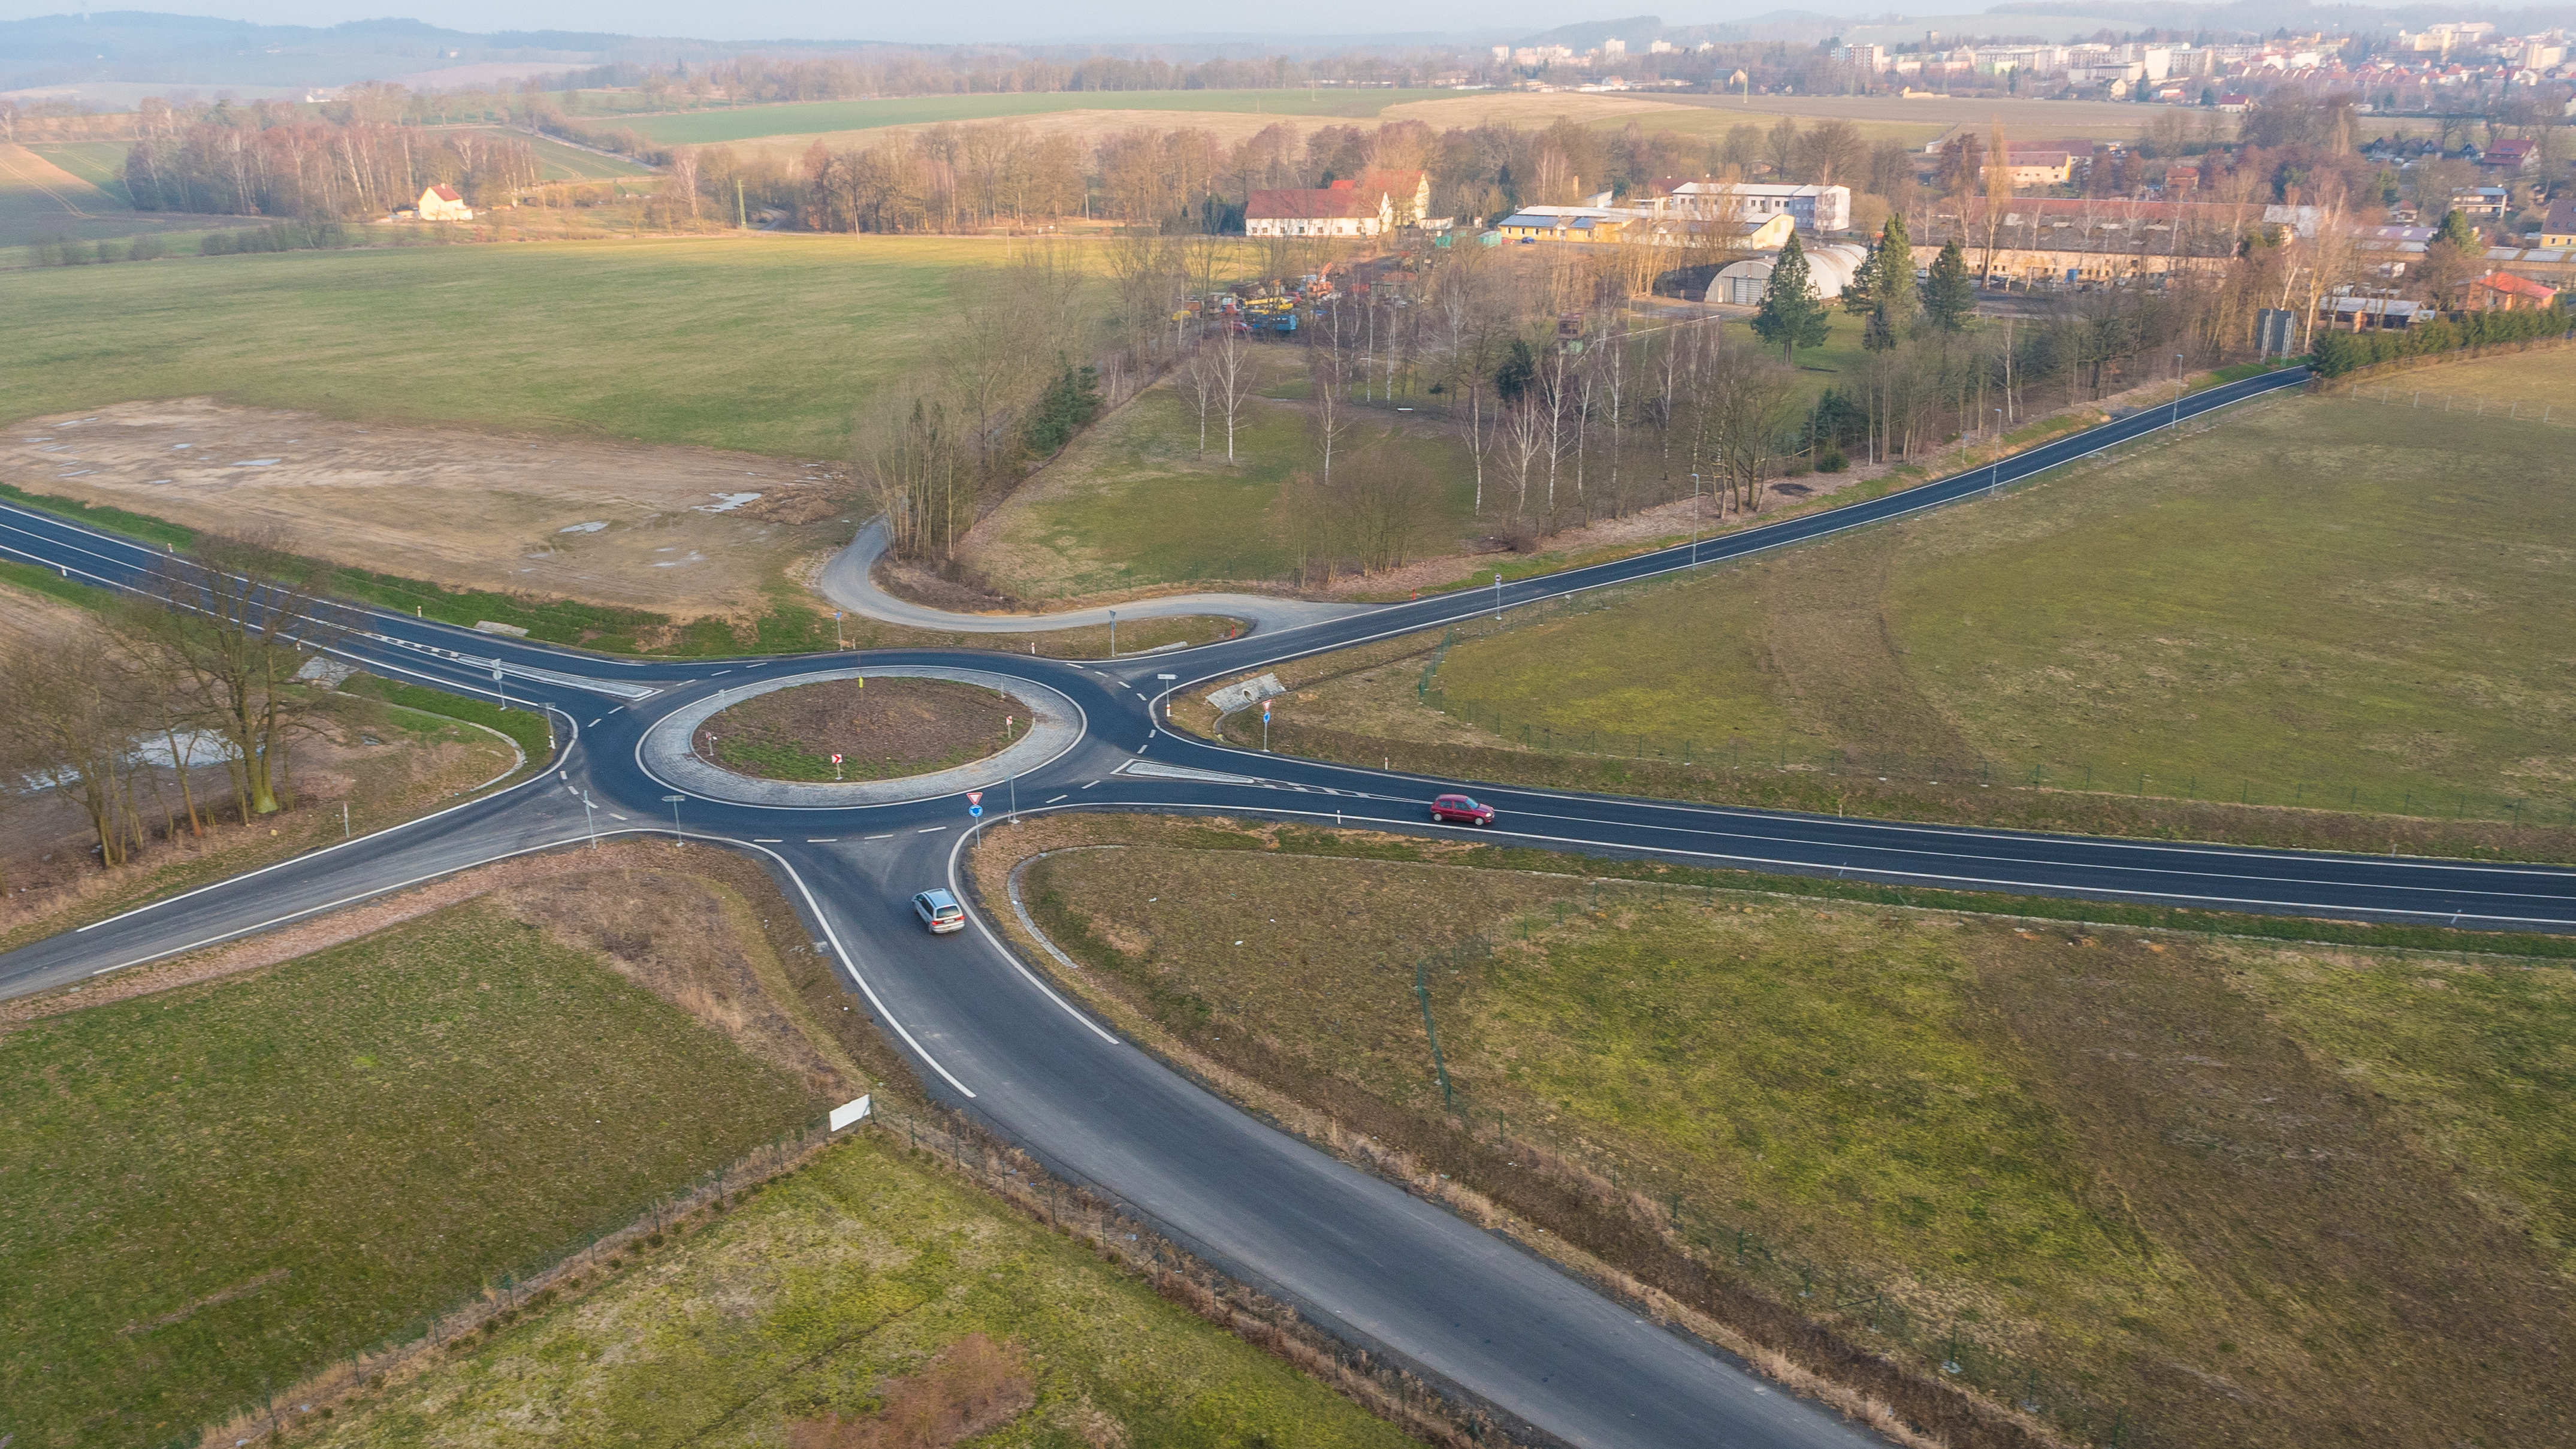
[1430,793,1496,827]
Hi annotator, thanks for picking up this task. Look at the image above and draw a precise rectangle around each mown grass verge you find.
[983,814,2576,1449]
[339,674,552,772]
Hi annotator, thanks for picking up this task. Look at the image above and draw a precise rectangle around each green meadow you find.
[1,234,1031,456]
[0,902,825,1447]
[615,88,1463,146]
[1348,364,2576,822]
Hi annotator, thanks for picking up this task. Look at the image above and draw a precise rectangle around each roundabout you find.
[638,665,1086,808]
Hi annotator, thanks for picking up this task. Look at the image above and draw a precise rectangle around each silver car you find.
[912,889,967,934]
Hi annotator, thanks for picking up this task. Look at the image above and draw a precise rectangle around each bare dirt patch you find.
[697,677,1016,782]
[0,577,90,651]
[1,399,853,618]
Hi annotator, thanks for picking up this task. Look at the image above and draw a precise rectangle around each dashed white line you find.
[806,837,838,843]
[1045,795,1068,804]
[1082,779,1102,789]
[753,838,783,843]
[864,833,893,840]
[917,826,946,834]
[587,718,601,727]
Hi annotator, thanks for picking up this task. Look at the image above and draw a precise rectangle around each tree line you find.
[122,97,540,218]
[1,535,342,873]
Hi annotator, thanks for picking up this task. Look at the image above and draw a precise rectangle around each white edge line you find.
[731,835,979,1100]
[947,826,1124,1045]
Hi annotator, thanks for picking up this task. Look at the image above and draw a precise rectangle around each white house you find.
[1245,170,1431,240]
[417,185,473,222]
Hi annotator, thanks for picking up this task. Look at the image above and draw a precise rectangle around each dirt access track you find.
[4,400,854,620]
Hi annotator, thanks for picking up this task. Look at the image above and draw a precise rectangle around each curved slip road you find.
[817,515,1373,635]
[17,363,2560,1448]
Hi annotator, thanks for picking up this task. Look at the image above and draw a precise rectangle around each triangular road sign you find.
[966,790,984,805]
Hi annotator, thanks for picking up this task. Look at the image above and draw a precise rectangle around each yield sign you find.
[966,790,984,806]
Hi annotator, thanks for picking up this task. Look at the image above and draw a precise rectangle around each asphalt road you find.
[13,362,2565,1447]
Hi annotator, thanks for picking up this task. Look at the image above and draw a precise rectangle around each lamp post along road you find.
[663,794,684,844]
[2172,353,2185,429]
[1690,472,1702,566]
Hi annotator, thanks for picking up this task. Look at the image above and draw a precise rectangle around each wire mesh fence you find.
[1403,884,2158,1448]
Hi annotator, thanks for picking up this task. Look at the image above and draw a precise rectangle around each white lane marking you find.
[609,814,629,821]
[588,718,601,726]
[917,826,946,834]
[727,836,977,1100]
[1045,795,1068,804]
[946,829,1122,1046]
[1081,779,1102,789]
[753,838,783,843]
[806,837,838,843]
[608,705,624,714]
[712,669,732,675]
[864,834,893,840]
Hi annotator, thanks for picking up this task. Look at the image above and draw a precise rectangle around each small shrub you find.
[1817,448,1849,473]
[1784,459,1814,478]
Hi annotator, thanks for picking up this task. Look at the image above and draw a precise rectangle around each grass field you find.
[614,88,1466,146]
[962,375,1483,597]
[1,234,1021,458]
[1,142,261,252]
[1270,360,2576,826]
[295,1130,1420,1449]
[0,898,829,1448]
[1004,818,2576,1449]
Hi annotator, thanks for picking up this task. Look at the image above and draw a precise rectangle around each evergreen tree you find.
[1920,237,1977,333]
[1494,336,1537,404]
[1838,213,1916,352]
[1751,231,1832,365]
[2432,207,2478,249]
[1023,356,1104,455]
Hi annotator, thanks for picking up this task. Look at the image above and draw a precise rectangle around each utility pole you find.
[1990,409,2004,492]
[1690,473,1702,566]
[2170,352,2184,429]
[736,177,746,230]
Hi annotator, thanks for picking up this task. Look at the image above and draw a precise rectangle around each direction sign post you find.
[1493,571,1503,621]
[493,662,506,710]
[831,751,844,780]
[662,793,685,846]
[1262,699,1272,753]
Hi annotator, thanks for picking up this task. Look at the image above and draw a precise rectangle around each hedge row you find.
[2311,304,2571,377]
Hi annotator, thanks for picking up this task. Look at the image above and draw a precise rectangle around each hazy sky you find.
[2,0,1923,44]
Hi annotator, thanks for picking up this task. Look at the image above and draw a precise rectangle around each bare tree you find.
[854,390,968,560]
[1306,333,1354,488]
[1210,327,1257,462]
[1176,347,1218,455]
[1,631,150,867]
[1496,396,1548,520]
[137,530,340,821]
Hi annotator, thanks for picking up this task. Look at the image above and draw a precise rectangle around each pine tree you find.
[1751,231,1832,365]
[2432,207,2478,249]
[1920,237,1976,333]
[1838,213,1916,352]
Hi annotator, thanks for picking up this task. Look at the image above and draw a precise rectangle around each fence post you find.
[1414,961,1455,1109]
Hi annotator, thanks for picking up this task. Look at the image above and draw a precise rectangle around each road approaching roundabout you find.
[17,363,2566,1448]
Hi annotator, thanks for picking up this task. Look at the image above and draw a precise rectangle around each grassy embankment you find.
[1212,354,2576,849]
[983,815,2576,1449]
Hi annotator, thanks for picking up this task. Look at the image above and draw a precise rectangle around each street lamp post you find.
[582,790,598,849]
[833,611,843,649]
[2171,353,2185,429]
[662,793,684,846]
[1108,608,1116,660]
[1493,570,1503,621]
[1991,408,2004,492]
